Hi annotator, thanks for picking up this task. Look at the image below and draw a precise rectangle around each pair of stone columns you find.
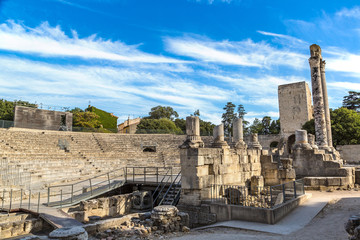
[212,118,248,149]
[308,44,333,150]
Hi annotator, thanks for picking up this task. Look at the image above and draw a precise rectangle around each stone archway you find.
[287,134,296,154]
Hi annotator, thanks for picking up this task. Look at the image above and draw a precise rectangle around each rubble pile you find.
[91,206,189,239]
[346,215,360,240]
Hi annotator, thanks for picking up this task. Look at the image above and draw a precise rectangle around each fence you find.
[0,120,14,128]
[209,179,304,209]
[0,159,31,189]
[46,166,179,208]
[0,189,41,214]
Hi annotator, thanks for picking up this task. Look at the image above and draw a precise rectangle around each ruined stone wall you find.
[14,106,73,131]
[179,147,262,206]
[337,145,360,164]
[69,193,133,222]
[245,134,281,150]
[278,81,313,136]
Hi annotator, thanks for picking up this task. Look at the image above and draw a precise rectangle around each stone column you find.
[309,44,329,149]
[320,60,333,148]
[212,124,228,148]
[232,118,246,149]
[180,116,204,148]
[248,133,262,150]
[293,130,311,150]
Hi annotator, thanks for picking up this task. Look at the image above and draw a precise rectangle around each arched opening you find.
[287,134,296,154]
[270,141,279,148]
[143,146,156,152]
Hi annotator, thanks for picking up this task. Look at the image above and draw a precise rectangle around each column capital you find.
[320,60,326,73]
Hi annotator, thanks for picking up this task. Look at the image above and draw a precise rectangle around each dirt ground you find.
[168,190,360,240]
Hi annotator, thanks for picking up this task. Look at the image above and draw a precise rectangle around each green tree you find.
[343,91,360,112]
[249,118,263,134]
[261,116,272,134]
[237,104,246,119]
[70,107,84,113]
[147,106,179,120]
[302,119,315,135]
[174,118,186,133]
[73,112,101,128]
[269,119,280,134]
[222,102,236,137]
[248,116,279,135]
[136,118,183,134]
[331,108,360,146]
[0,99,37,121]
[302,108,360,146]
[200,119,215,136]
[193,109,200,117]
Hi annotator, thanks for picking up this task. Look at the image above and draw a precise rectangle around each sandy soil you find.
[168,190,360,240]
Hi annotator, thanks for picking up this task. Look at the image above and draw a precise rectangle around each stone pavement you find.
[194,191,331,235]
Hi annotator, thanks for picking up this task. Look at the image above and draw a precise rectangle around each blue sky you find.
[0,0,360,124]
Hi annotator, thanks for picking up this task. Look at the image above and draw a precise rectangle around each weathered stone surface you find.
[278,81,313,136]
[212,124,228,148]
[180,116,204,149]
[309,44,329,150]
[49,227,88,240]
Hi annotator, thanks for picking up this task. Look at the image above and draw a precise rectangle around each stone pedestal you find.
[293,130,312,150]
[212,124,228,148]
[248,133,262,150]
[180,116,204,149]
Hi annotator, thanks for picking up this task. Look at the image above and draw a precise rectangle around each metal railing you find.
[1,166,180,212]
[0,120,14,128]
[47,166,178,208]
[158,170,181,206]
[47,168,125,208]
[209,179,304,209]
[0,189,41,215]
[125,167,175,184]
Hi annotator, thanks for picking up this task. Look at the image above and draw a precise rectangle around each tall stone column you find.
[320,60,333,148]
[309,44,328,149]
[232,118,246,149]
[180,116,204,148]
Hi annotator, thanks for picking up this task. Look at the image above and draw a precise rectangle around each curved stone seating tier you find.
[0,128,195,190]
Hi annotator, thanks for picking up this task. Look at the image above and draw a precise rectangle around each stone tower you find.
[278,81,313,136]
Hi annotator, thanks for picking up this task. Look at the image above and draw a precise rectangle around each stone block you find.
[326,177,341,186]
[196,165,209,176]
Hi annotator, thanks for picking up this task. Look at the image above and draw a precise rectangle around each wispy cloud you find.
[165,36,307,69]
[0,55,232,122]
[336,6,360,19]
[0,20,184,64]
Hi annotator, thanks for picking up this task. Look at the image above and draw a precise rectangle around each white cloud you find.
[0,56,234,123]
[327,81,360,91]
[165,36,307,69]
[336,7,360,19]
[0,20,184,64]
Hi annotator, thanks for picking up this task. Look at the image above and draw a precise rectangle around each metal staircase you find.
[158,171,181,206]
